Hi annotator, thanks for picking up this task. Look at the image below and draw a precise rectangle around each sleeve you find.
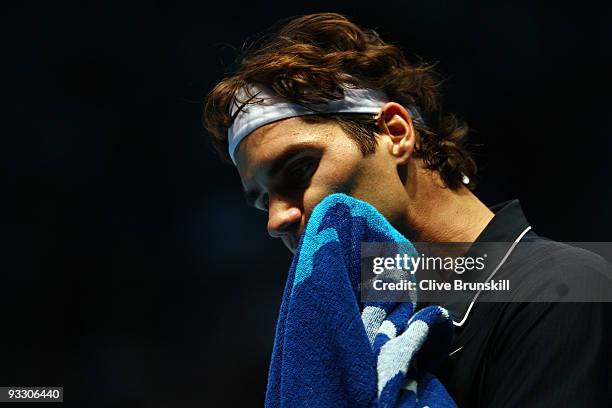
[480,300,612,407]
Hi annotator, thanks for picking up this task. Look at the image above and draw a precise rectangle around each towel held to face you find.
[265,193,457,408]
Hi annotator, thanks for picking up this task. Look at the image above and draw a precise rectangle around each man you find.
[203,12,611,406]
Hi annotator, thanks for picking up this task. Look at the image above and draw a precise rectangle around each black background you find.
[2,2,611,407]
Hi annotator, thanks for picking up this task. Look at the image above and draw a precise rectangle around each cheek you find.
[311,153,404,227]
[299,155,364,223]
[297,138,399,231]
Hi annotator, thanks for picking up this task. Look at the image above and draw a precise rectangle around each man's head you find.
[203,13,477,253]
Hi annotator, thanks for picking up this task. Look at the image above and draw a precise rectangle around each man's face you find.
[235,116,410,254]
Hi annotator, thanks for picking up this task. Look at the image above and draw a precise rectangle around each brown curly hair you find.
[203,12,477,190]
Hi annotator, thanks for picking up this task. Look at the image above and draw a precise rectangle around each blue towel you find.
[265,193,457,408]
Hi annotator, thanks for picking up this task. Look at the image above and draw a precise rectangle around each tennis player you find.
[203,12,611,406]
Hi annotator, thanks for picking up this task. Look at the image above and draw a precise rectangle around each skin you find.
[235,102,494,254]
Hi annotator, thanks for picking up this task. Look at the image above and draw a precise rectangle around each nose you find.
[266,194,302,240]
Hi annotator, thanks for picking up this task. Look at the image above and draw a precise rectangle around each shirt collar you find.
[473,199,531,244]
[438,199,532,326]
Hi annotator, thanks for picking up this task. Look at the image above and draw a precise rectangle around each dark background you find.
[2,1,611,407]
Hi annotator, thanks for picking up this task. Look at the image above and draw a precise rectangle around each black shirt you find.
[434,199,612,407]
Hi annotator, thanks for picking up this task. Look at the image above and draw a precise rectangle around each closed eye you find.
[244,147,322,213]
[287,155,319,183]
[256,157,318,212]
[287,158,317,182]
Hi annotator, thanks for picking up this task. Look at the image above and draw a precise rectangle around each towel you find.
[265,193,456,408]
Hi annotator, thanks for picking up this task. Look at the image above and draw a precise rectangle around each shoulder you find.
[490,234,612,349]
[505,233,612,302]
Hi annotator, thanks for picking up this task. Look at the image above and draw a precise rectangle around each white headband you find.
[227,82,422,165]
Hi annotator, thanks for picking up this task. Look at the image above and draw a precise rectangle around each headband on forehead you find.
[227,82,423,165]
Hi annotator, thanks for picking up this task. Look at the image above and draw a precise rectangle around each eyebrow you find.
[242,141,319,208]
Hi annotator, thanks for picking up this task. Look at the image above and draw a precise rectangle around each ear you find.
[375,102,416,165]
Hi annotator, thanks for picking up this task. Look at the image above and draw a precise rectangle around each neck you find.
[400,162,494,243]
